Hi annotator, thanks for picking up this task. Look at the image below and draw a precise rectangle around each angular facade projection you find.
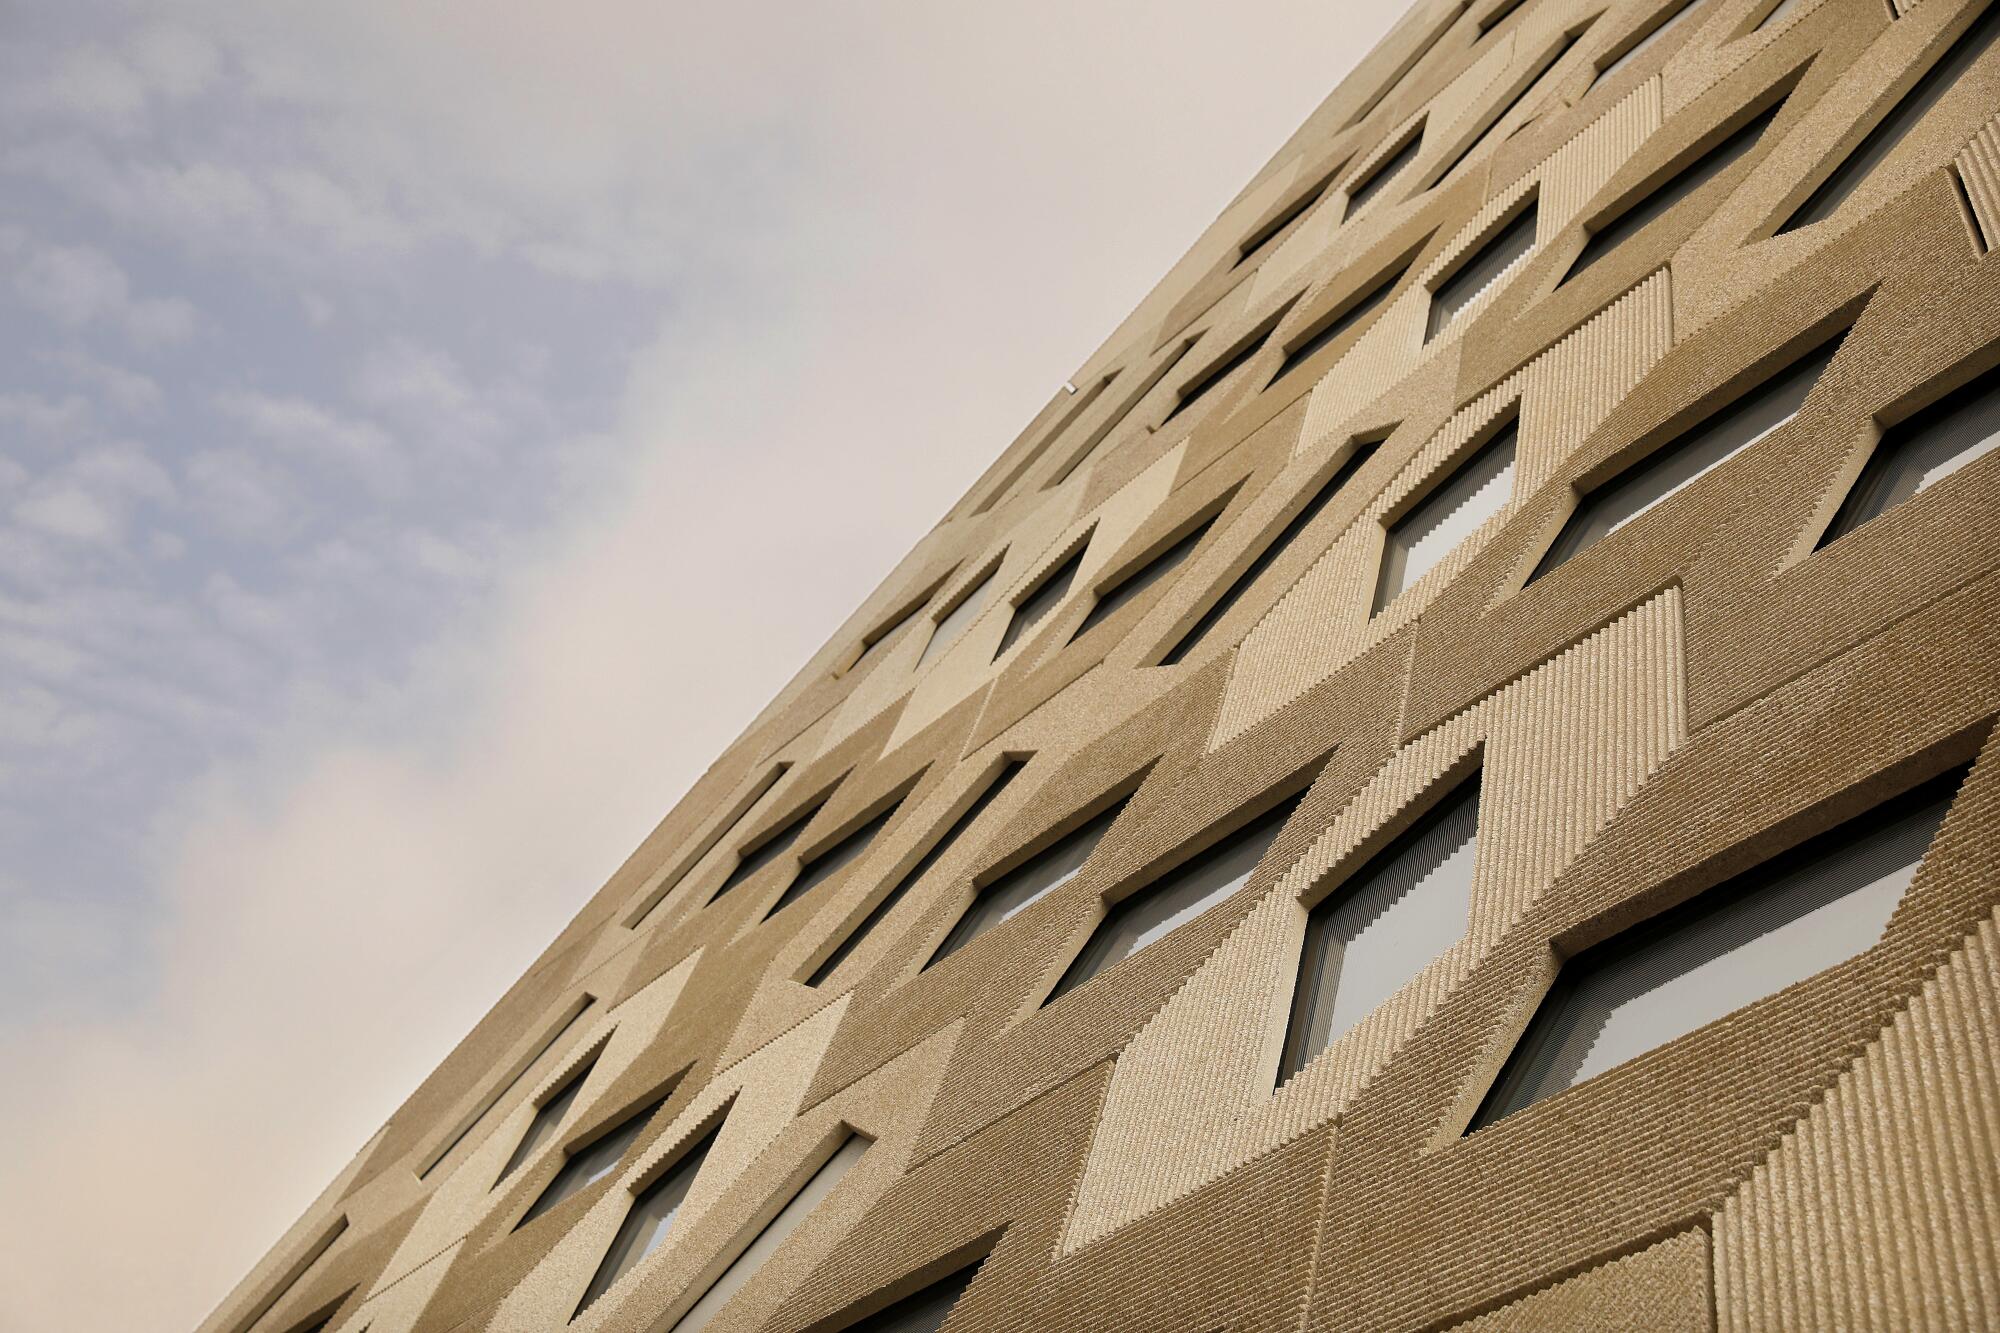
[207,1,2000,1330]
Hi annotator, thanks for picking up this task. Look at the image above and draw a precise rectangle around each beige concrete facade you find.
[205,0,2000,1329]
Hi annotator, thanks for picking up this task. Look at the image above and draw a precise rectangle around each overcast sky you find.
[0,2,1400,1327]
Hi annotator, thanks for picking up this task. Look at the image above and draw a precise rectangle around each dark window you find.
[575,1118,725,1315]
[1752,0,1802,31]
[1273,262,1410,383]
[1819,360,2000,547]
[517,1095,668,1230]
[248,1219,348,1333]
[1588,0,1702,93]
[1048,345,1195,488]
[850,601,928,675]
[710,799,827,903]
[1479,0,1532,34]
[1070,519,1216,644]
[632,770,792,929]
[1158,308,1294,430]
[927,800,1128,968]
[975,377,1115,514]
[1162,440,1379,664]
[1375,421,1517,612]
[1426,205,1537,341]
[1047,793,1302,1004]
[844,1258,986,1333]
[1471,767,1967,1129]
[1279,775,1482,1084]
[808,762,1026,986]
[1564,99,1782,283]
[1531,339,1838,581]
[995,549,1085,659]
[1953,162,1991,254]
[765,794,909,921]
[1782,5,2000,233]
[667,1134,872,1333]
[1346,124,1425,218]
[421,1000,595,1178]
[917,568,1000,670]
[496,1052,599,1185]
[1234,172,1336,269]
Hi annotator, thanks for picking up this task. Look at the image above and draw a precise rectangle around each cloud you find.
[128,25,223,102]
[4,26,219,133]
[14,484,120,543]
[183,446,305,544]
[351,337,515,458]
[16,44,150,130]
[214,389,404,495]
[10,237,199,346]
[0,390,92,437]
[47,348,166,416]
[9,443,176,545]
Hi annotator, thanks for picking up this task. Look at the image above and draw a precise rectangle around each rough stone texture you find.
[203,1,2000,1330]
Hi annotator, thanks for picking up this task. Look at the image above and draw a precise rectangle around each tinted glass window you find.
[1375,423,1517,611]
[1163,442,1379,664]
[496,1054,598,1185]
[1820,361,2000,546]
[1472,768,1964,1128]
[1426,206,1537,341]
[517,1095,667,1230]
[995,550,1084,659]
[1280,776,1481,1083]
[765,796,906,920]
[927,800,1127,967]
[711,800,825,902]
[668,1134,871,1333]
[917,569,999,670]
[1532,341,1836,580]
[1071,521,1214,644]
[575,1118,724,1314]
[844,1260,985,1333]
[1345,125,1424,218]
[1783,6,2000,232]
[809,763,1025,986]
[1564,100,1780,282]
[1048,794,1301,1003]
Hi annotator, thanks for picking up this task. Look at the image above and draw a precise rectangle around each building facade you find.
[206,0,2000,1328]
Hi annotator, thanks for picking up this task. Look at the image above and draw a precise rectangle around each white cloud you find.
[13,486,119,542]
[20,44,151,130]
[10,140,275,256]
[402,528,481,582]
[46,348,165,415]
[10,238,199,346]
[203,570,311,656]
[351,337,511,454]
[9,444,176,545]
[123,294,201,346]
[6,26,220,132]
[0,391,91,437]
[214,389,403,495]
[72,442,178,506]
[129,25,223,102]
[13,243,127,326]
[183,446,304,543]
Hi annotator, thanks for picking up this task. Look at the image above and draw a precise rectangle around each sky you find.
[0,2,1401,1327]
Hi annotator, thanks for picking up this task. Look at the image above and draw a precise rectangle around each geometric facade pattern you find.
[205,0,2000,1328]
